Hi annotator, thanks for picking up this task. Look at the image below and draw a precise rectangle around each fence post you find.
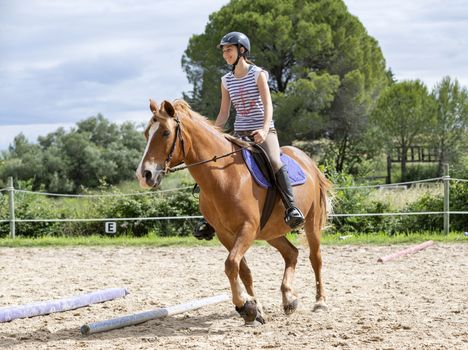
[386,154,392,184]
[443,163,450,235]
[7,176,16,239]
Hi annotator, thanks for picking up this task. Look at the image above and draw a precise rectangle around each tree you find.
[1,116,146,193]
[1,134,45,189]
[431,76,468,176]
[372,80,436,181]
[76,114,119,148]
[182,0,389,171]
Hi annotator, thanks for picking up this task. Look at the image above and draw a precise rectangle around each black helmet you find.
[218,31,250,52]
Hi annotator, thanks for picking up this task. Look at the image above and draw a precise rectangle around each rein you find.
[162,114,250,174]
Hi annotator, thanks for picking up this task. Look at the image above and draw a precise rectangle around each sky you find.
[1,0,467,151]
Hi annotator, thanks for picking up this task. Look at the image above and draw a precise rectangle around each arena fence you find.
[1,172,467,239]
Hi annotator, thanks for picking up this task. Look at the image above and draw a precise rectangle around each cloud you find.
[345,0,468,87]
[0,0,229,149]
[0,0,467,151]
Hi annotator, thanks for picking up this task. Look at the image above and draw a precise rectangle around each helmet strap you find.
[231,44,243,72]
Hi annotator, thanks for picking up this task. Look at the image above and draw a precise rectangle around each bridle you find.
[162,115,185,174]
[160,114,249,174]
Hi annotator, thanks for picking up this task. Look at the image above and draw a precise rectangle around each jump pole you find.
[0,288,128,323]
[377,240,434,263]
[81,293,230,335]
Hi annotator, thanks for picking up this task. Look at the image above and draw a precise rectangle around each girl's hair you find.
[231,52,255,72]
[245,57,255,66]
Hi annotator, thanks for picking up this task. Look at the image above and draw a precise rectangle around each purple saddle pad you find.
[241,149,306,189]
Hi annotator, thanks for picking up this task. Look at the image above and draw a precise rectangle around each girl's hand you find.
[251,128,268,144]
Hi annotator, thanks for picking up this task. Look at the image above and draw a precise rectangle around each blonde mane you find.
[172,99,250,147]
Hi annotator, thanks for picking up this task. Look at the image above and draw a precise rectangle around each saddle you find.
[228,136,306,230]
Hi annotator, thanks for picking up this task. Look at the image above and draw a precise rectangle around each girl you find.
[194,31,304,240]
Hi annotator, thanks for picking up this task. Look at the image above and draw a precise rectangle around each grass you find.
[0,231,465,248]
[367,183,443,210]
[320,231,466,245]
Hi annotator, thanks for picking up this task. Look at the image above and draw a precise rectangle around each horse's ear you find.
[149,99,158,114]
[161,100,176,118]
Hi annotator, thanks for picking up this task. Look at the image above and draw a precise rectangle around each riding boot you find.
[193,218,215,240]
[275,165,305,228]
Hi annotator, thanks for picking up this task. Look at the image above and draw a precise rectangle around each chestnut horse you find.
[136,99,331,325]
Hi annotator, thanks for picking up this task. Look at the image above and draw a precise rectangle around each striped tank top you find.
[222,65,275,131]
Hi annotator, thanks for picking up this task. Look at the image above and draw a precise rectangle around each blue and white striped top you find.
[222,65,275,131]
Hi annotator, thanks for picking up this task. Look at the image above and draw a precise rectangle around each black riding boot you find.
[193,218,215,240]
[275,166,305,228]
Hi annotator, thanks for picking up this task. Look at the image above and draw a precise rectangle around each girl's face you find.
[222,45,239,65]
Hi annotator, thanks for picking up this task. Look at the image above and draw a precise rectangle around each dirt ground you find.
[0,243,466,350]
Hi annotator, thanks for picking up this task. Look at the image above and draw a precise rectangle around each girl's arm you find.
[252,71,272,144]
[215,82,231,129]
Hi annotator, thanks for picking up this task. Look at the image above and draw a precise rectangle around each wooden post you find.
[7,176,15,239]
[386,154,392,184]
[443,163,450,234]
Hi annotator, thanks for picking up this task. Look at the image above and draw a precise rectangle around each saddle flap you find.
[241,148,306,189]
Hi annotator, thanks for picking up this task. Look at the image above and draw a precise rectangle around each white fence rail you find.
[1,173,467,238]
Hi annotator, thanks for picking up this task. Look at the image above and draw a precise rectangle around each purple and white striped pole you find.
[0,288,128,323]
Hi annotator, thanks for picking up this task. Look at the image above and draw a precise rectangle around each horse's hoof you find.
[255,312,266,325]
[236,300,265,324]
[244,319,263,327]
[283,299,299,315]
[313,300,328,312]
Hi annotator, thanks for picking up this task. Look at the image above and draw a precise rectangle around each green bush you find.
[401,164,438,182]
[399,194,443,232]
[1,169,465,238]
[397,181,467,232]
[450,182,468,231]
[0,192,64,237]
[91,189,200,237]
[325,165,399,234]
[0,180,201,238]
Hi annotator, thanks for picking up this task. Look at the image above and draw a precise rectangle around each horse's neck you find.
[183,118,235,187]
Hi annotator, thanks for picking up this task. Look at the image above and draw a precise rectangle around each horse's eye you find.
[162,130,170,137]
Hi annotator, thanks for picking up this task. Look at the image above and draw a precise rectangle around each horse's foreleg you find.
[239,257,255,297]
[224,231,264,325]
[215,235,255,299]
[304,216,327,311]
[225,237,252,307]
[267,236,299,315]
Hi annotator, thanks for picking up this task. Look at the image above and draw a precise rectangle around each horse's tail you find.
[315,164,332,229]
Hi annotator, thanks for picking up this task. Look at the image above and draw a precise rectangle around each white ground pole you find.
[81,293,230,335]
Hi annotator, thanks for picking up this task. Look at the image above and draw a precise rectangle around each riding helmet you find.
[218,32,250,52]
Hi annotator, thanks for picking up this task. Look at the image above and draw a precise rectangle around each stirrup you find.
[193,219,215,240]
[284,207,305,229]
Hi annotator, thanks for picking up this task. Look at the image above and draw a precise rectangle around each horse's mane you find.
[173,99,216,129]
[173,99,250,147]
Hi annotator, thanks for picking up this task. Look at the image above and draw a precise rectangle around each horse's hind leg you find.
[304,213,327,311]
[267,236,299,315]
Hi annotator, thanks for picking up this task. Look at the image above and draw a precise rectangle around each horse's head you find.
[136,99,185,188]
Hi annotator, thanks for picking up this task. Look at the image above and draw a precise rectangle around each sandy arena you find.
[1,243,466,349]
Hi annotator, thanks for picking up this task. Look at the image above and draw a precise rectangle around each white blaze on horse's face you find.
[136,121,165,188]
